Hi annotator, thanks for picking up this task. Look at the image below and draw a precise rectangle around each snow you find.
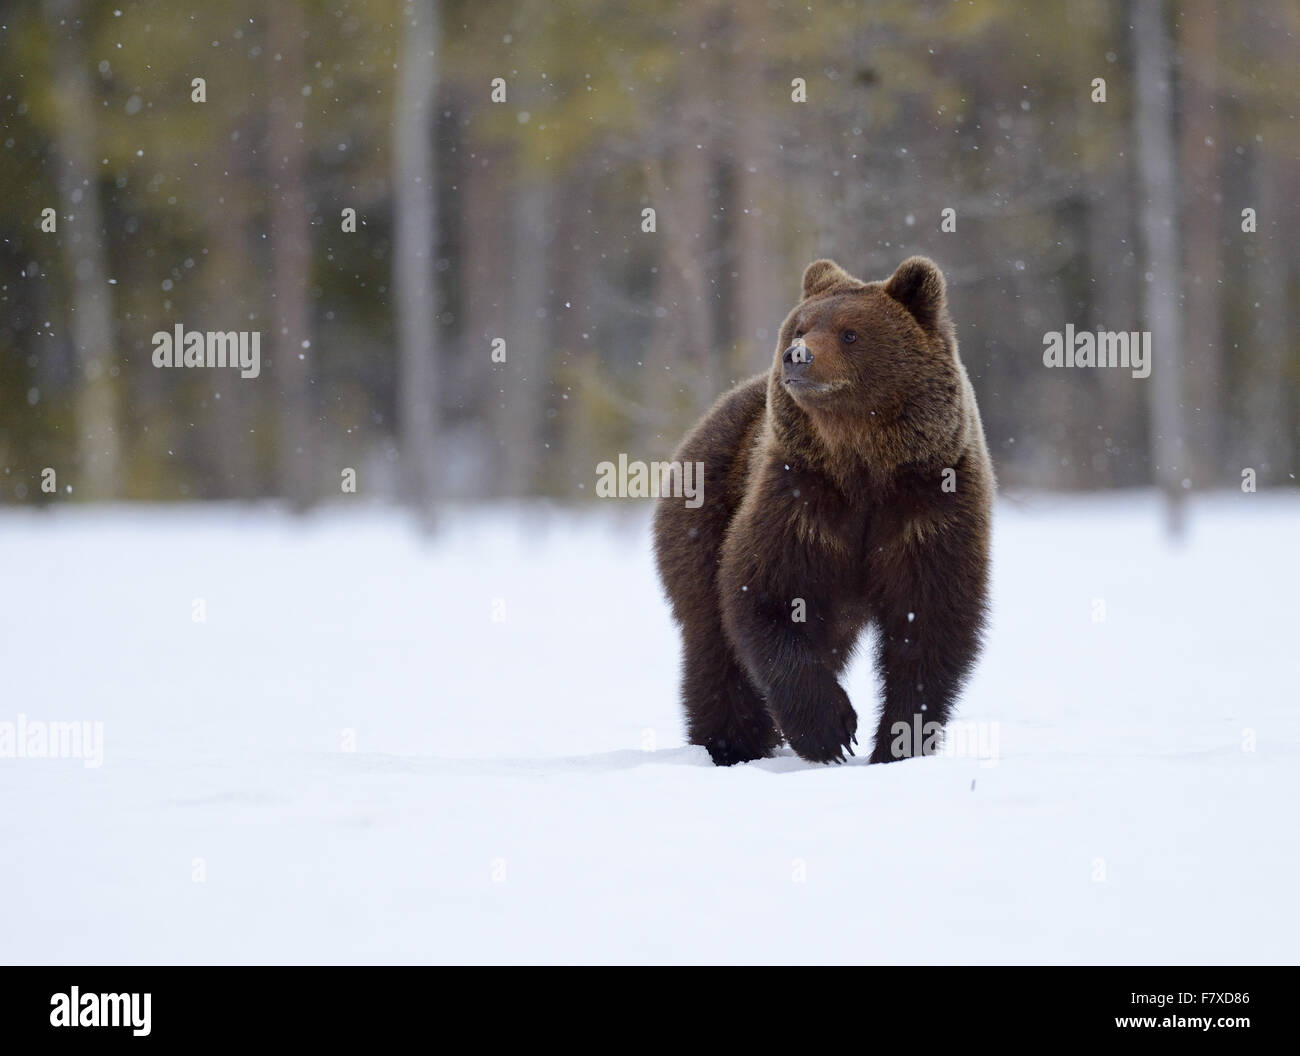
[1,491,1297,965]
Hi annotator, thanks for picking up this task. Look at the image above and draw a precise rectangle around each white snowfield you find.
[1,492,1296,965]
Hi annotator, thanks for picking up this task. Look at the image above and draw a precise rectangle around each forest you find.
[1,0,1296,516]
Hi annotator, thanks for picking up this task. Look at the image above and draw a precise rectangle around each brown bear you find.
[653,256,992,765]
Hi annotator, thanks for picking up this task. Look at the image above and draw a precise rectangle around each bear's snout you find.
[782,341,814,377]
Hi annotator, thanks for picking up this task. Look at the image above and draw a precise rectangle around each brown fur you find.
[653,257,993,765]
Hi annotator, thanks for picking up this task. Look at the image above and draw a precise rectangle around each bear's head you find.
[770,256,964,468]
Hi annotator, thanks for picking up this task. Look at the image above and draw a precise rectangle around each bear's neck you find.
[766,375,958,494]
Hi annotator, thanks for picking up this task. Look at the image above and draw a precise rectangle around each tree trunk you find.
[48,0,122,500]
[208,129,261,497]
[1085,156,1144,488]
[268,2,315,509]
[1239,145,1290,481]
[729,7,781,374]
[463,144,508,496]
[497,175,553,498]
[392,0,441,518]
[1132,0,1188,537]
[1179,1,1222,486]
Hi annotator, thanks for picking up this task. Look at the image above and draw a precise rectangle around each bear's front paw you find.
[704,737,768,767]
[779,683,858,765]
[701,715,781,766]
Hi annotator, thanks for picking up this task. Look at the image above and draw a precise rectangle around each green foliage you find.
[0,0,1296,501]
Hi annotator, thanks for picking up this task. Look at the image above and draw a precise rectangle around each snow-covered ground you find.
[1,491,1297,965]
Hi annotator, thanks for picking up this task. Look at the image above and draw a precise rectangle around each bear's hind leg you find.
[680,626,780,766]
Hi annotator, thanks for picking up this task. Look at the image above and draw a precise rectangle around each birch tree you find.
[393,0,441,518]
[1133,0,1188,536]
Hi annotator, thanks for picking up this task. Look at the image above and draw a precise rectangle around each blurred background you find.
[1,0,1296,512]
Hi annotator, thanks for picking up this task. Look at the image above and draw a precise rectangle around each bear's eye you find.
[794,328,804,339]
[841,329,858,344]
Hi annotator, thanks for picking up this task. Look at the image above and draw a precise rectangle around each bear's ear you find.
[883,256,948,331]
[802,258,857,299]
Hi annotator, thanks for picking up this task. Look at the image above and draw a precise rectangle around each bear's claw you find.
[785,702,858,765]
